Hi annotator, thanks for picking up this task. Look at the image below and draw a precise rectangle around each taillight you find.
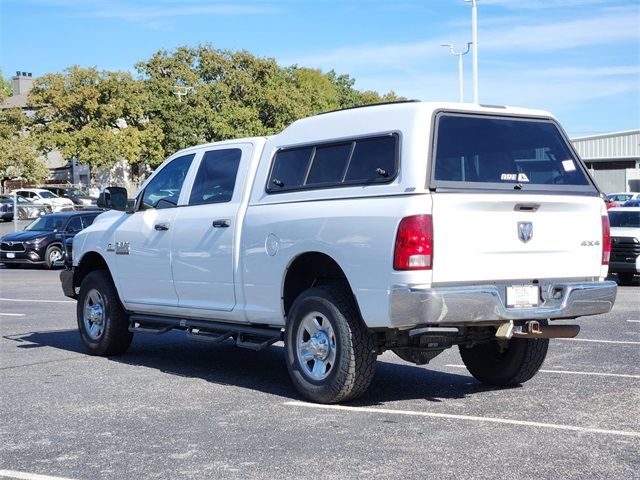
[601,215,611,265]
[394,215,433,270]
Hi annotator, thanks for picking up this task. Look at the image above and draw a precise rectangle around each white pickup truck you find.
[61,101,617,403]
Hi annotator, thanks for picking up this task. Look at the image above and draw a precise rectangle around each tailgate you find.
[431,193,604,283]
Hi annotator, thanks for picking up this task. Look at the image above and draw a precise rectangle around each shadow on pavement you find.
[7,328,503,404]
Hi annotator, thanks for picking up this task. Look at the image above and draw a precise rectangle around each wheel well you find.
[75,252,111,289]
[283,252,356,316]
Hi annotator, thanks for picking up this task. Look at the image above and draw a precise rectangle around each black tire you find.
[44,244,64,269]
[618,272,635,286]
[285,286,377,404]
[4,263,21,269]
[77,270,132,356]
[459,335,549,386]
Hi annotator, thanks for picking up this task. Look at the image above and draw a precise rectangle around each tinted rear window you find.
[268,134,398,193]
[433,115,592,189]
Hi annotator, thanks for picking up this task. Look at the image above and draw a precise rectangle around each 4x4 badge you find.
[518,221,533,243]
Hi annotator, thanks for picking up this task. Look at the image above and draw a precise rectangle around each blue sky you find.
[1,0,638,137]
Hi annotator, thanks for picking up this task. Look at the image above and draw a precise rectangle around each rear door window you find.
[432,114,594,191]
[188,148,242,205]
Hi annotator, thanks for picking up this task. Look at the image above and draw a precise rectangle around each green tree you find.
[0,107,48,184]
[28,66,165,175]
[137,45,402,159]
[0,69,12,102]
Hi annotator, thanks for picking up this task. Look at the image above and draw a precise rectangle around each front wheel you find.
[459,335,549,386]
[77,270,132,356]
[44,245,63,269]
[285,286,377,404]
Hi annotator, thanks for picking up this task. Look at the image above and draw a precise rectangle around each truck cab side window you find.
[188,149,242,205]
[141,154,195,209]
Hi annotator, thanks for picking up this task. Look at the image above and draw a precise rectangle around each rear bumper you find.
[390,281,617,327]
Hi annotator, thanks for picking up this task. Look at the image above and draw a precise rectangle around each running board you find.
[129,314,283,351]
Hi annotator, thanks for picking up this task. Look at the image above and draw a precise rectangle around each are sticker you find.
[500,173,530,182]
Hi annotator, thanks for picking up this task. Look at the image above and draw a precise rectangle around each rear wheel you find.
[77,270,132,356]
[285,286,377,403]
[459,335,549,386]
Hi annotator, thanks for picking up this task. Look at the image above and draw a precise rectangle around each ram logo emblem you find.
[517,221,533,243]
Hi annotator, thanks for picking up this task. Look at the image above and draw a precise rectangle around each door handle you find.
[212,219,230,228]
[154,223,170,231]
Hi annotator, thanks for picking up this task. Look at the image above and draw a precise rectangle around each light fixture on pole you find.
[464,0,479,103]
[441,43,472,103]
[172,85,194,102]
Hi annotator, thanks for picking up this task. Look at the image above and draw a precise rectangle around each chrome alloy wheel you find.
[48,248,63,263]
[83,288,105,340]
[296,312,337,381]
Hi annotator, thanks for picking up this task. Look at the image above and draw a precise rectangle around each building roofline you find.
[571,129,640,141]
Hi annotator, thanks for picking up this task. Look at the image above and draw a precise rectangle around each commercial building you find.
[571,130,640,193]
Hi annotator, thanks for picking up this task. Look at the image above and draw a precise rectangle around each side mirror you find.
[97,187,129,211]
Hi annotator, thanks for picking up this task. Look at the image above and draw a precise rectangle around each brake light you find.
[394,215,433,270]
[601,215,611,265]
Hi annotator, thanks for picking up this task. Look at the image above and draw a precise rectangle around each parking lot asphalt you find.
[0,231,638,479]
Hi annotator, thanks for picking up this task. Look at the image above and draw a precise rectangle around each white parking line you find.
[555,338,640,345]
[0,470,77,480]
[627,320,640,323]
[0,298,74,304]
[284,402,640,438]
[444,364,640,379]
[0,313,25,317]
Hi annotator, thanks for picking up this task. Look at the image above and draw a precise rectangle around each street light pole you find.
[465,0,479,103]
[441,43,471,103]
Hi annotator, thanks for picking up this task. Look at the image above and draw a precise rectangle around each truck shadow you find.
[7,329,506,405]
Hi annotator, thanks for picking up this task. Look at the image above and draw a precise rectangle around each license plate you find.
[506,285,539,308]
[6,252,15,258]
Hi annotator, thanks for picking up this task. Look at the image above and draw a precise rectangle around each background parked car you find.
[600,192,617,210]
[0,194,52,221]
[622,199,640,207]
[607,192,640,206]
[0,210,102,269]
[41,186,97,206]
[13,188,75,212]
[607,206,640,286]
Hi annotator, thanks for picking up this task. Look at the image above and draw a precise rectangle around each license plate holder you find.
[506,285,539,308]
[6,252,15,259]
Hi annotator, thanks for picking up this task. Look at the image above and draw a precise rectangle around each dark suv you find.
[0,211,102,269]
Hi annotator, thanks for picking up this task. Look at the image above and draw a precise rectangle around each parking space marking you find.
[0,313,25,317]
[627,320,640,323]
[284,402,640,438]
[555,338,640,345]
[0,298,74,304]
[0,470,77,480]
[444,364,640,379]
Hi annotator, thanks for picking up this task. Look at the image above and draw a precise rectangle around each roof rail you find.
[317,99,421,116]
